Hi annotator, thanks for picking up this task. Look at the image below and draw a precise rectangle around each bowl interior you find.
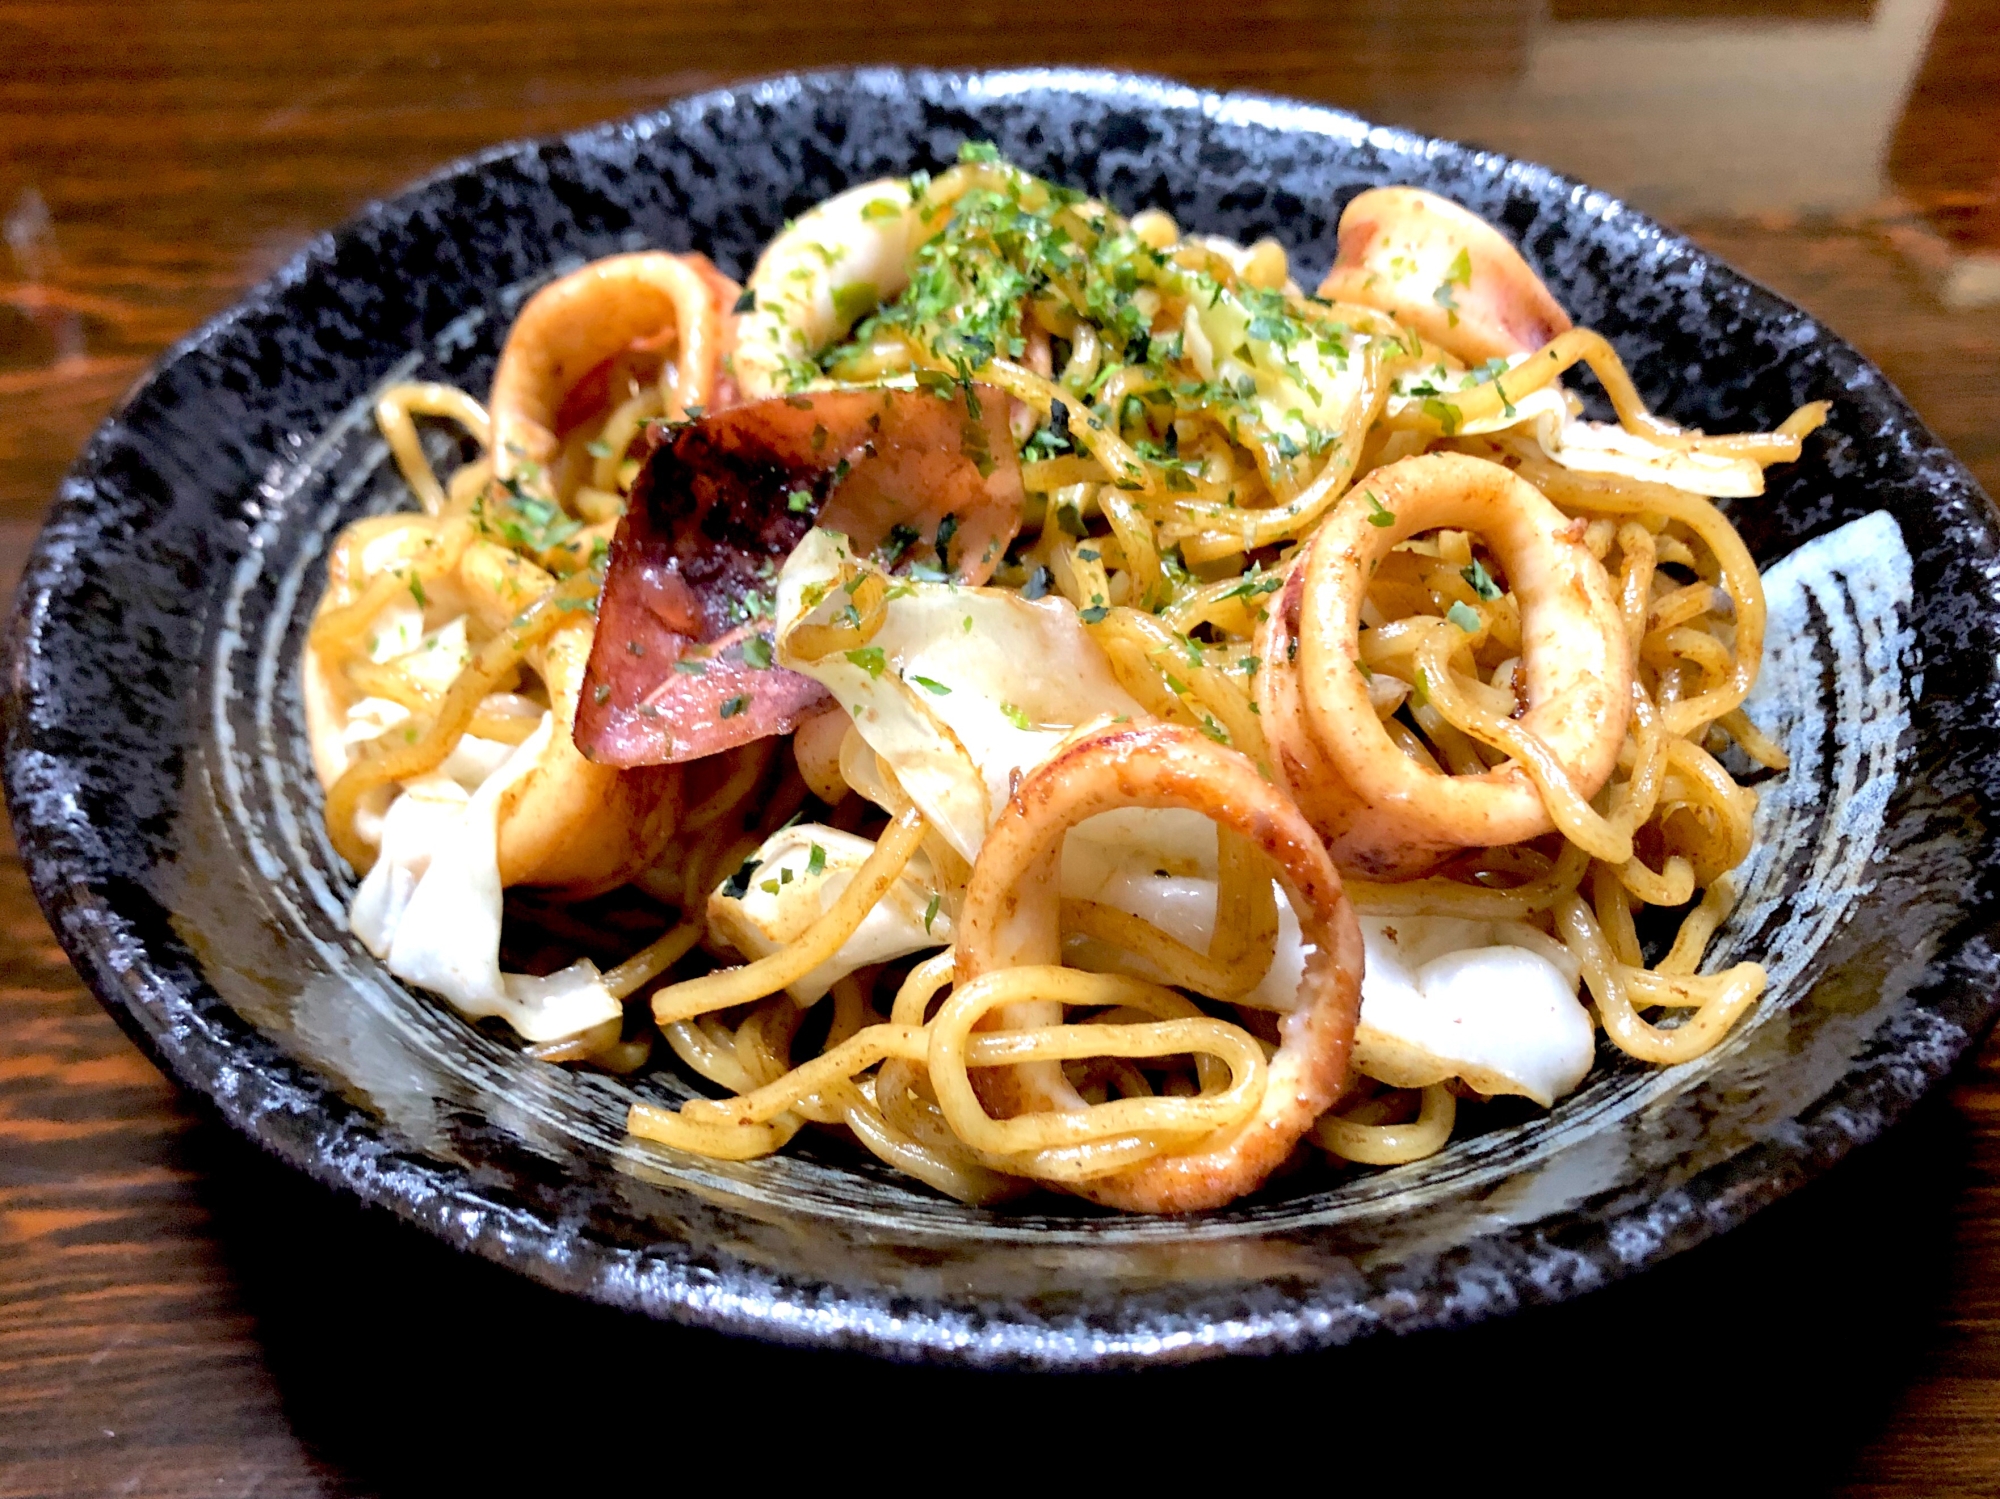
[9,67,2000,1367]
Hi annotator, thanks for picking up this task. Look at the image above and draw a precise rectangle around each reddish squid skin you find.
[955,723,1365,1214]
[575,384,1023,767]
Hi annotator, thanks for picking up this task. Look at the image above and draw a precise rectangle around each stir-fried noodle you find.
[303,151,1823,1210]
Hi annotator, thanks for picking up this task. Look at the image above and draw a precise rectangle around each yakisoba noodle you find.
[302,146,1825,1210]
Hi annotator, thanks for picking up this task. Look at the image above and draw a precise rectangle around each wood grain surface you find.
[3,3,1998,1493]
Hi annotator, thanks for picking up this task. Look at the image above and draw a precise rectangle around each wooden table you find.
[4,3,1998,1492]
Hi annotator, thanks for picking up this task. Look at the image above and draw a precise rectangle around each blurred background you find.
[2,3,1997,1494]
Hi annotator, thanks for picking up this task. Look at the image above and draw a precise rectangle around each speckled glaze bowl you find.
[8,68,1999,1369]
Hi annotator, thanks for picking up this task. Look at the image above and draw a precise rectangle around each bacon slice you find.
[575,384,1022,767]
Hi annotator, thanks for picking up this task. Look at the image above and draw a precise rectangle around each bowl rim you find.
[9,63,2000,1369]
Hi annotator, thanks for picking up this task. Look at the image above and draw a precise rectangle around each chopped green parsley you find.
[1462,558,1502,601]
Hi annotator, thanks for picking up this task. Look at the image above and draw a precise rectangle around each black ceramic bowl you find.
[8,68,1999,1370]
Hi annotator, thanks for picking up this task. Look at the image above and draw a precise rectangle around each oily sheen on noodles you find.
[301,142,1820,1208]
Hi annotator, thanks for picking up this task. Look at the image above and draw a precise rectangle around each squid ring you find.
[731,179,934,401]
[495,618,684,893]
[953,722,1364,1214]
[488,251,728,481]
[1265,451,1630,877]
[1317,186,1571,365]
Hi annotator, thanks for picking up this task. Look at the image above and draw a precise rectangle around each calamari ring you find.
[954,722,1364,1214]
[731,178,933,401]
[1265,451,1629,877]
[1318,187,1571,366]
[489,251,732,479]
[495,618,683,893]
